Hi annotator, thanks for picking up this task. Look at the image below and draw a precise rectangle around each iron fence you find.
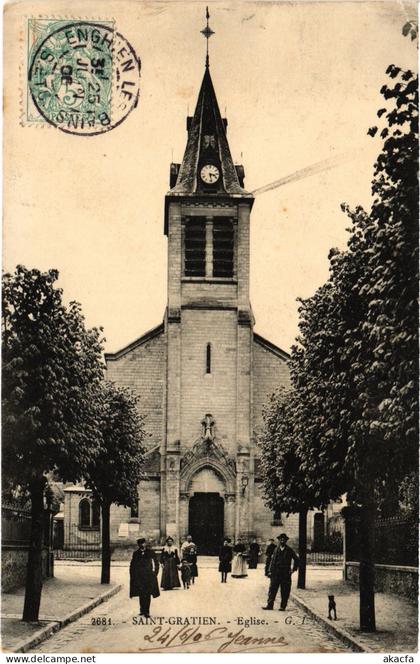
[54,523,101,560]
[345,511,418,566]
[307,551,343,566]
[374,515,418,566]
[2,503,51,547]
[2,504,32,545]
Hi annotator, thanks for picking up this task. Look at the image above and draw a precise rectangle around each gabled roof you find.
[104,323,164,362]
[253,332,290,361]
[169,67,251,197]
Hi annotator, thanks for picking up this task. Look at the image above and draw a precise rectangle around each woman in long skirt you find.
[218,537,233,583]
[160,537,181,590]
[231,538,248,578]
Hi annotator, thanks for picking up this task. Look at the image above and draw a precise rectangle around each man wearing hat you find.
[262,533,299,611]
[129,538,160,617]
[264,538,276,577]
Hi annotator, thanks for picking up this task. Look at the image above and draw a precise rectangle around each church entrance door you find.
[189,493,224,555]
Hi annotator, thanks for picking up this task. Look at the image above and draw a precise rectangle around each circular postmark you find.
[28,21,141,136]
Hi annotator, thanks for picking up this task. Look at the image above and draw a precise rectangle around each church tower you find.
[161,42,257,547]
[105,12,292,553]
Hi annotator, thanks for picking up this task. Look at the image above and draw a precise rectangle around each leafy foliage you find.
[259,387,327,514]
[2,266,105,487]
[289,64,418,502]
[402,20,418,41]
[2,266,107,620]
[84,381,147,508]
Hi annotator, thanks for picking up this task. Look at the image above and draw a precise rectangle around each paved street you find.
[33,561,351,654]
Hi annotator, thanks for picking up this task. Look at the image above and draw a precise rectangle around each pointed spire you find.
[165,9,253,214]
[170,66,249,196]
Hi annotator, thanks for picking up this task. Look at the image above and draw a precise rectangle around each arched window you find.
[79,498,100,530]
[272,509,282,526]
[130,503,139,518]
[79,499,91,528]
[206,343,211,374]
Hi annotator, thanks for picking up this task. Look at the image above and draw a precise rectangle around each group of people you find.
[219,533,299,611]
[161,534,199,590]
[218,537,261,582]
[130,532,299,617]
[129,535,198,618]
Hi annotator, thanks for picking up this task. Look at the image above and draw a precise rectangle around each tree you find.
[287,63,418,631]
[2,266,104,621]
[259,388,334,589]
[84,382,146,584]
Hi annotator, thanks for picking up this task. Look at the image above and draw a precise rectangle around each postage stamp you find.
[26,19,141,135]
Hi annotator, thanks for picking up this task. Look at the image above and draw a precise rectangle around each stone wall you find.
[138,479,161,543]
[106,325,165,450]
[2,546,50,593]
[252,337,290,436]
[345,562,418,601]
[180,308,238,455]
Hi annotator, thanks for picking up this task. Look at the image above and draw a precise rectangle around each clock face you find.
[200,164,220,184]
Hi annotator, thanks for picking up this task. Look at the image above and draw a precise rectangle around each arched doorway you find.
[187,466,225,554]
[189,493,224,555]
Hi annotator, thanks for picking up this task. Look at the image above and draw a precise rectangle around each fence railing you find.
[345,511,418,567]
[2,504,51,547]
[307,551,343,566]
[54,524,101,559]
[374,515,418,566]
[2,505,32,545]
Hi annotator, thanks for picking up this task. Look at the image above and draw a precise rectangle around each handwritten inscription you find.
[139,624,288,653]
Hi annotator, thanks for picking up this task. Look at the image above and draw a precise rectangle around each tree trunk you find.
[359,487,376,632]
[101,501,111,584]
[23,478,46,622]
[297,508,308,589]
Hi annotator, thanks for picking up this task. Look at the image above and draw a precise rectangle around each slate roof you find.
[169,66,251,197]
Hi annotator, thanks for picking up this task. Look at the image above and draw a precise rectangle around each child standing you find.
[180,558,192,589]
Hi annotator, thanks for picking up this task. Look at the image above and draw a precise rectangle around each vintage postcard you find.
[2,0,418,658]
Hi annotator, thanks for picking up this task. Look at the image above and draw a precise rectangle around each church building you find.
[103,54,297,555]
[63,29,326,555]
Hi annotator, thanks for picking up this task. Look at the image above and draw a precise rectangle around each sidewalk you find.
[1,565,121,653]
[291,567,418,653]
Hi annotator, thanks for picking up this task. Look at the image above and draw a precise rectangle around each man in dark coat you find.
[264,538,276,577]
[130,538,160,617]
[262,533,299,611]
[248,538,260,569]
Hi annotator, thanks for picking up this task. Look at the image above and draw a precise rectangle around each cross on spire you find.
[200,6,215,68]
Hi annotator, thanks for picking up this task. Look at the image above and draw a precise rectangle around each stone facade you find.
[104,322,302,549]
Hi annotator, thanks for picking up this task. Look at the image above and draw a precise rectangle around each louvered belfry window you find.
[184,217,206,276]
[213,219,234,278]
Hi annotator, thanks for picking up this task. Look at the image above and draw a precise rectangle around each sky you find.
[4,0,418,354]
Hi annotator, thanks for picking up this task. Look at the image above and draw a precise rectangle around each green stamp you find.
[27,19,141,136]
